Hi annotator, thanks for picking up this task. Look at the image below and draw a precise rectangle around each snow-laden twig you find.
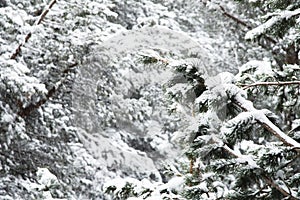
[10,0,57,59]
[241,81,300,89]
[222,144,259,168]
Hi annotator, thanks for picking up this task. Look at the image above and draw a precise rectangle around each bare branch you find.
[218,5,277,44]
[261,174,298,200]
[241,81,300,89]
[219,5,251,29]
[35,0,57,25]
[10,0,57,60]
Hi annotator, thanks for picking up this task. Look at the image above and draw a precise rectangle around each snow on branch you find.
[222,144,258,168]
[223,144,298,199]
[139,50,169,64]
[17,64,75,117]
[241,81,300,89]
[10,0,57,59]
[221,142,297,199]
[232,89,300,150]
[35,0,57,25]
[203,129,297,199]
[245,8,300,40]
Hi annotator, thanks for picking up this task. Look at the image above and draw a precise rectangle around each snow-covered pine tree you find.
[177,0,300,199]
[232,1,300,198]
[134,1,300,199]
[141,55,299,199]
[234,0,300,129]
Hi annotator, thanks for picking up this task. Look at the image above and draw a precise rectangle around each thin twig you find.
[219,5,251,29]
[10,0,57,59]
[261,174,298,200]
[218,5,277,44]
[241,81,300,89]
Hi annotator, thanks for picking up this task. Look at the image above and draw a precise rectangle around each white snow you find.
[160,176,185,191]
[166,83,193,97]
[281,8,300,19]
[245,17,278,40]
[1,59,48,97]
[1,113,14,123]
[36,167,59,188]
[1,7,26,26]
[103,173,185,199]
[77,128,160,179]
[238,140,261,152]
[99,25,206,61]
[206,72,234,89]
[237,60,274,77]
[236,155,259,168]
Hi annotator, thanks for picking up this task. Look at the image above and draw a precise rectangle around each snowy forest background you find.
[1,0,300,199]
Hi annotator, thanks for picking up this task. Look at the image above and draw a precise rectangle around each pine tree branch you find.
[17,63,76,117]
[233,93,300,151]
[18,85,56,117]
[261,174,298,200]
[222,144,299,200]
[279,154,300,170]
[10,0,57,60]
[241,81,300,89]
[141,53,299,198]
